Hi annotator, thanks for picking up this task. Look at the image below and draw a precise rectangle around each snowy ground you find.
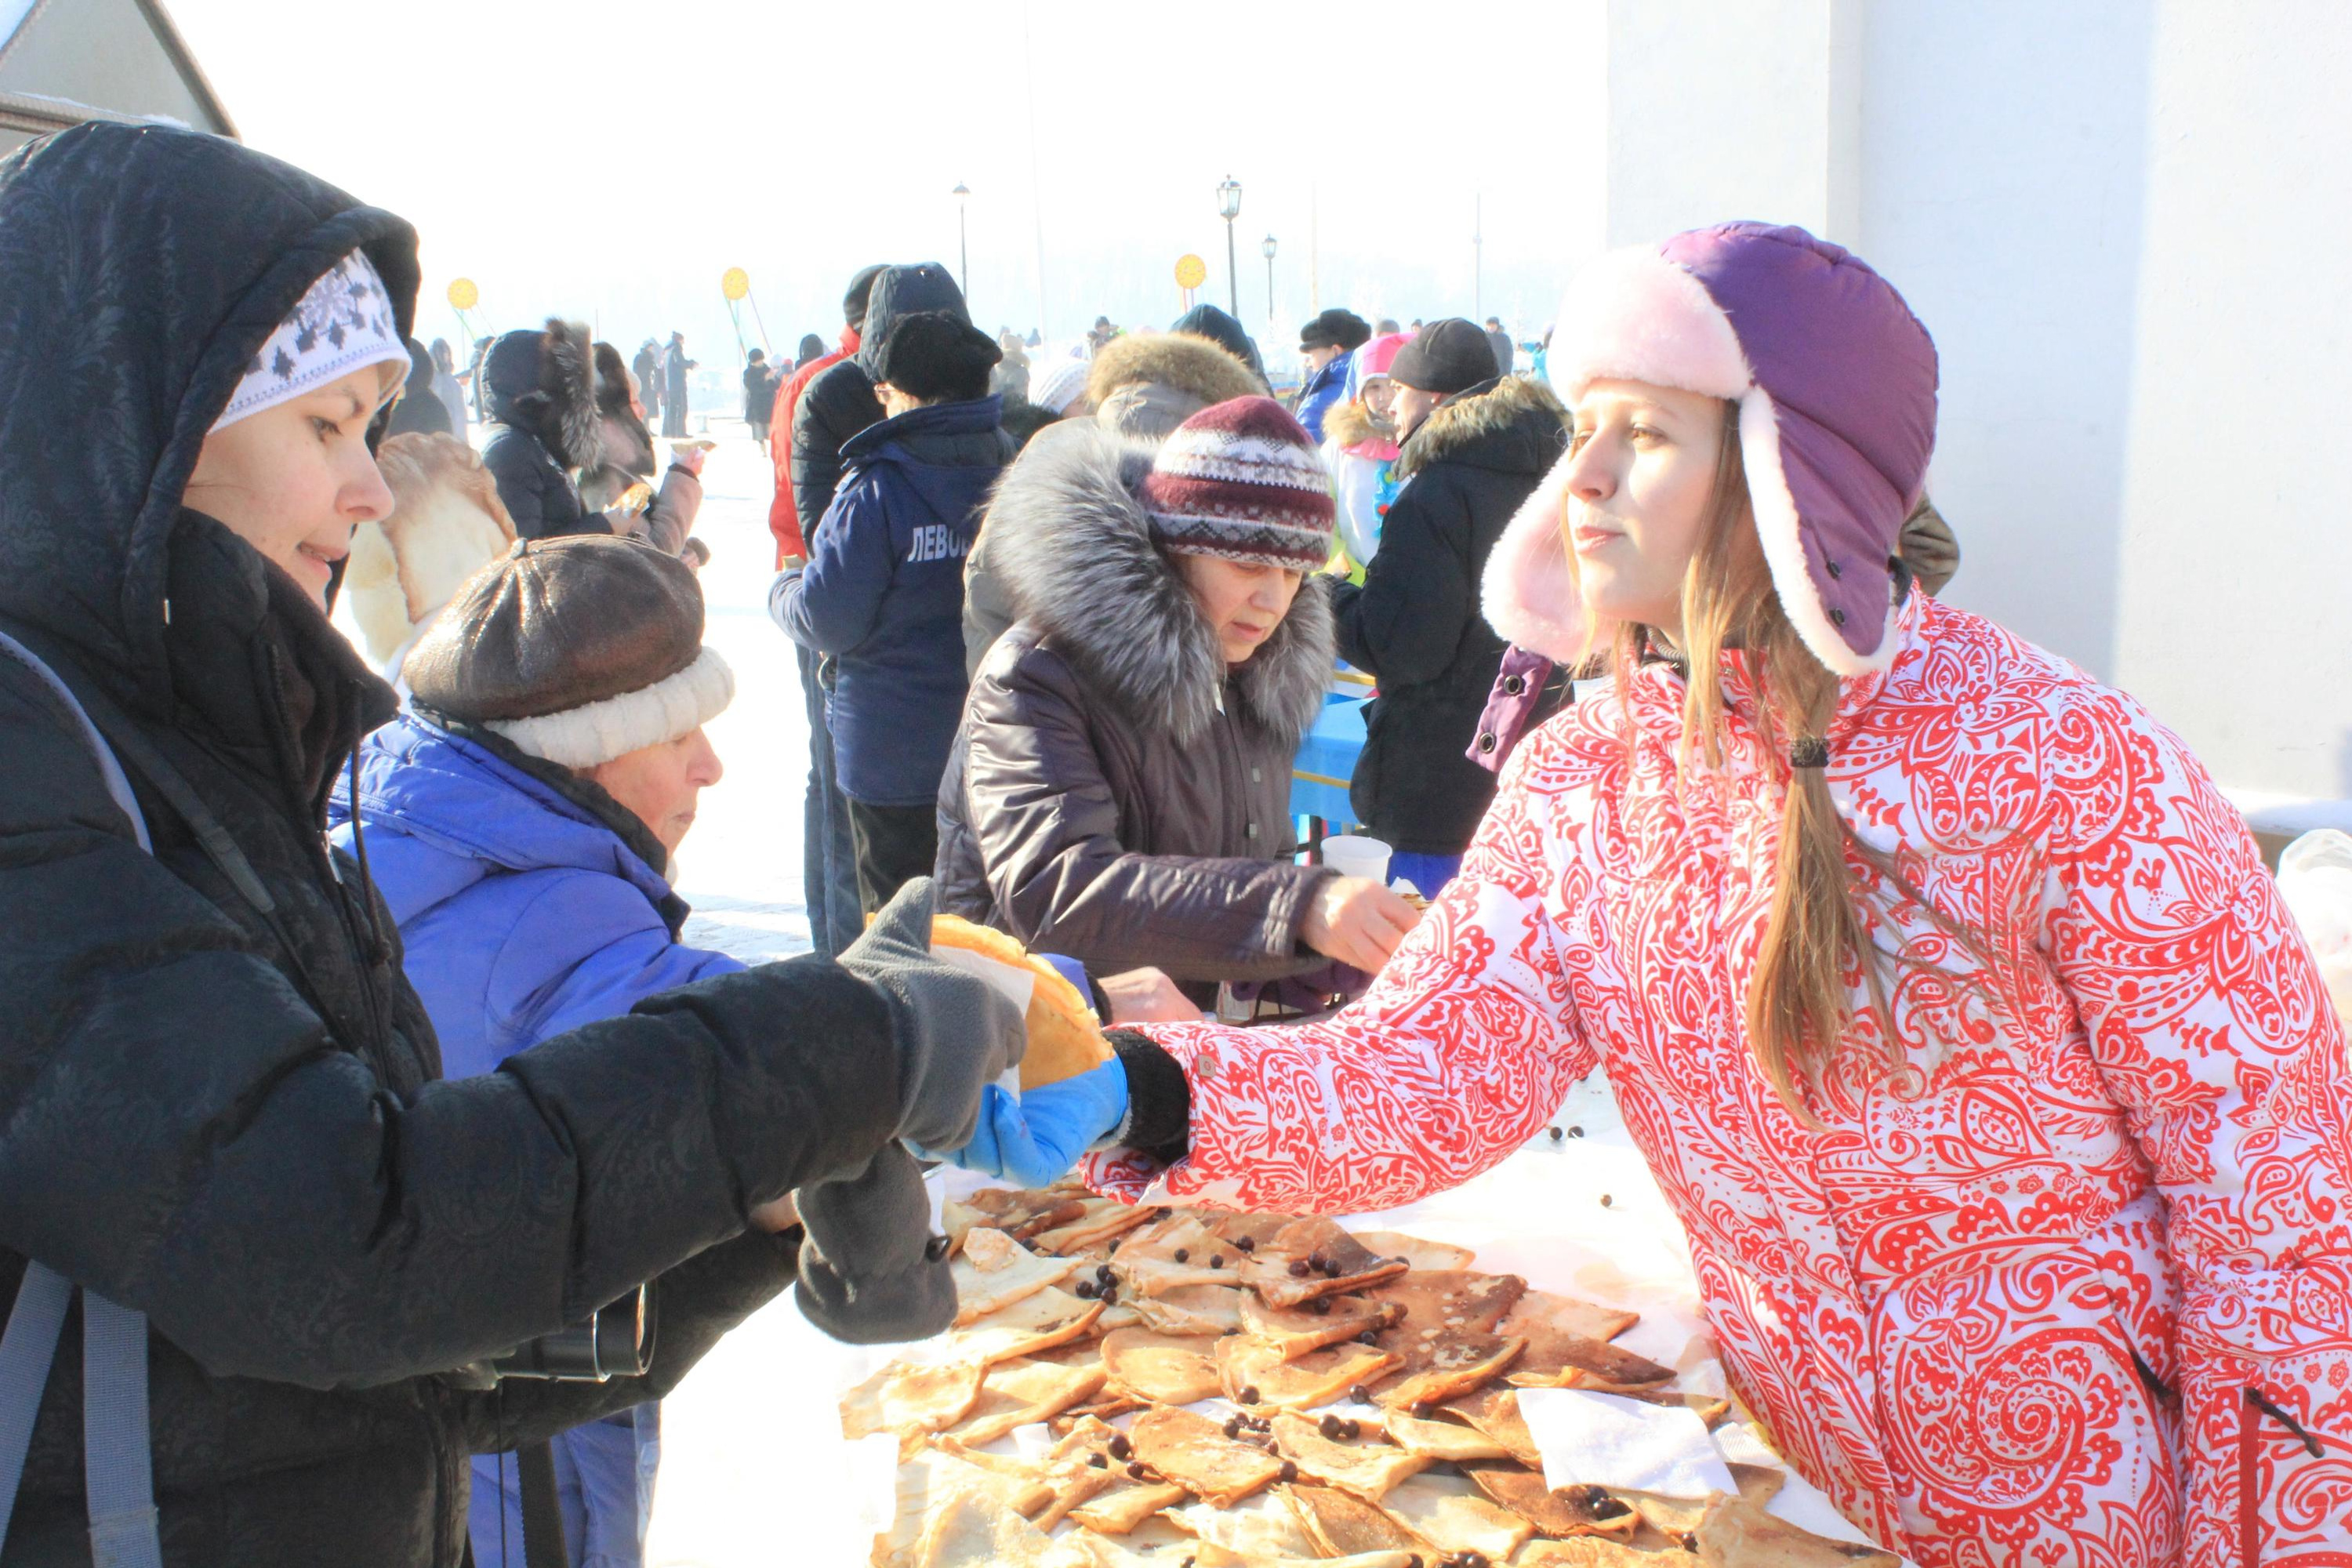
[405,428,1871,1563]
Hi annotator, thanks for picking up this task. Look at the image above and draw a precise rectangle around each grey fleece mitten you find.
[836,877,1027,1152]
[796,878,1028,1344]
[795,1145,956,1344]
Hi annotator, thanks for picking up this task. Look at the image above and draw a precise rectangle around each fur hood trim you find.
[540,319,604,471]
[987,423,1334,748]
[1321,397,1396,454]
[1397,374,1568,479]
[1086,332,1263,416]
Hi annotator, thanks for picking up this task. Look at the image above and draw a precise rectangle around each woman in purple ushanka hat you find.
[937,223,2352,1565]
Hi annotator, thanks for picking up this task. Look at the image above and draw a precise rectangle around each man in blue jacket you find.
[1294,307,1370,442]
[770,310,1014,912]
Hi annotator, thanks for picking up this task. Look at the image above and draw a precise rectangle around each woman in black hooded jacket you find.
[0,124,1020,1566]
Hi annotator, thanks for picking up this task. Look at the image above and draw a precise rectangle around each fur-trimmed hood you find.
[1086,332,1264,421]
[1321,397,1397,455]
[1396,373,1568,481]
[481,318,603,470]
[986,422,1333,748]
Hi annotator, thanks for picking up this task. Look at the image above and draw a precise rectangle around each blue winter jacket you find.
[770,394,1012,806]
[1295,354,1349,445]
[327,717,741,1080]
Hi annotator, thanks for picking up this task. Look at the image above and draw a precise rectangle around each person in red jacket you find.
[942,224,2352,1566]
[768,267,883,569]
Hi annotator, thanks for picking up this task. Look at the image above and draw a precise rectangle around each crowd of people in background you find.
[4,120,2347,1568]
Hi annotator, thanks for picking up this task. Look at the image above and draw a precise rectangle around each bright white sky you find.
[169,0,1585,369]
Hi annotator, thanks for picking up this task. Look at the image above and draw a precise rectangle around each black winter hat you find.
[1298,308,1371,354]
[874,311,1001,403]
[1169,303,1268,386]
[844,263,887,330]
[1388,317,1500,396]
[857,263,969,376]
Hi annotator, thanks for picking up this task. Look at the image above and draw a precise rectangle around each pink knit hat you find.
[1483,223,1938,677]
[1141,396,1335,572]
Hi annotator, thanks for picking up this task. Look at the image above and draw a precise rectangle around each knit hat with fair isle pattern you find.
[1139,395,1335,572]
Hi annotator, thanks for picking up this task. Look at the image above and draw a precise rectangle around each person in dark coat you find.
[384,336,453,437]
[480,319,703,550]
[632,337,663,427]
[793,331,826,374]
[660,332,694,435]
[1332,317,1569,896]
[936,397,1419,1011]
[771,267,885,964]
[771,310,1013,911]
[0,123,1022,1566]
[789,263,966,535]
[742,347,779,451]
[1294,308,1370,443]
[1483,316,1516,377]
[430,336,468,432]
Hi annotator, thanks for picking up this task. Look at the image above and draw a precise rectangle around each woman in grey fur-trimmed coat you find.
[934,421,1346,1006]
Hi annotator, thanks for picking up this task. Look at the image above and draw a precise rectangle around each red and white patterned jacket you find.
[1091,596,2352,1565]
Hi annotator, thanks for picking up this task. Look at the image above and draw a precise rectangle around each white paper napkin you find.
[1517,1387,1739,1500]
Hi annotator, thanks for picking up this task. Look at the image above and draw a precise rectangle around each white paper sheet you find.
[1518,1386,1739,1500]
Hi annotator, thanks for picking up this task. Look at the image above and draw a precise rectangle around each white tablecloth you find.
[642,1073,1884,1566]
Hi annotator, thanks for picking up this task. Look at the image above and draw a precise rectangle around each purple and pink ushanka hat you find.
[1483,222,1939,678]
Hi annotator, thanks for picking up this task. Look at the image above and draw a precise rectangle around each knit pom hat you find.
[406,536,733,769]
[1139,396,1334,572]
[1483,222,1938,676]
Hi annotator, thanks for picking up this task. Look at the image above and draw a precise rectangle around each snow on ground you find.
[665,432,817,967]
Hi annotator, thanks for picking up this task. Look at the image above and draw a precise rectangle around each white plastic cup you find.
[1319,834,1392,884]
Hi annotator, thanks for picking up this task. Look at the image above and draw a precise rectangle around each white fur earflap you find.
[1739,391,1899,677]
[1481,448,1588,664]
[1547,245,1751,404]
[485,646,735,769]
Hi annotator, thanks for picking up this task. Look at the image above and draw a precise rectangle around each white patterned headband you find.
[213,250,409,432]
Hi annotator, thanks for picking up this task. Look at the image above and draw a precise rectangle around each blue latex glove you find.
[911,1060,1129,1189]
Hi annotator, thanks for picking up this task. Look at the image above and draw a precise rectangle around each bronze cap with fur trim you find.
[406,536,734,768]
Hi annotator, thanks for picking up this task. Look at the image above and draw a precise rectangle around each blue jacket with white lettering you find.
[770,394,1014,804]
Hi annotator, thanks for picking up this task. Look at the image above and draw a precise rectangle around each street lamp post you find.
[953,181,971,300]
[1216,176,1242,317]
[1261,235,1277,324]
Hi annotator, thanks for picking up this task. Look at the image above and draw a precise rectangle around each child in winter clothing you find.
[1319,329,1410,574]
[945,223,2352,1567]
[771,310,1014,911]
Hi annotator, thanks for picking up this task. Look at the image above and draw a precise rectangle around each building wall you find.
[1585,0,2351,803]
[0,0,229,155]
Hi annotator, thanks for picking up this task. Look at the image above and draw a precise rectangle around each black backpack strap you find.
[515,1440,570,1568]
[0,625,273,914]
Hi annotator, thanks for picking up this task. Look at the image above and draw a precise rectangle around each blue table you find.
[1290,694,1366,831]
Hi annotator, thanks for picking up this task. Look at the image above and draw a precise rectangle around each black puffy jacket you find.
[0,124,903,1566]
[1331,375,1570,855]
